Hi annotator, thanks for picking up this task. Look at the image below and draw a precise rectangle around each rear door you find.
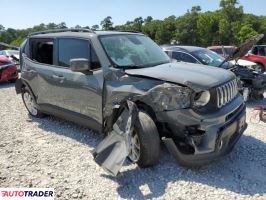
[24,38,58,106]
[52,38,103,126]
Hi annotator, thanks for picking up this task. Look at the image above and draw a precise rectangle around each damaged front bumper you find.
[159,94,247,166]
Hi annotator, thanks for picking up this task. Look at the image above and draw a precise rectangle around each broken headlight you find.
[148,83,192,110]
[193,90,210,107]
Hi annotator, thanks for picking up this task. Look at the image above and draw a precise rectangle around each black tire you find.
[255,63,265,74]
[22,88,45,118]
[134,111,161,168]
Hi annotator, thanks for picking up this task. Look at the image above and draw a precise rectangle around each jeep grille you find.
[217,79,238,108]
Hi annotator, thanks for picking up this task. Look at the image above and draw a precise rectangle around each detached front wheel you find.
[22,88,44,118]
[128,111,161,168]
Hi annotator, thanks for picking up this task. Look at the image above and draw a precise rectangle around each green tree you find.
[0,24,5,32]
[100,16,113,30]
[144,16,153,24]
[155,16,176,44]
[218,0,244,44]
[237,24,258,42]
[174,6,202,45]
[132,17,144,31]
[142,20,162,40]
[75,25,82,29]
[91,25,99,30]
[197,12,220,46]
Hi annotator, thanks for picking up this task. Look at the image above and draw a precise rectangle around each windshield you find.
[192,49,225,67]
[99,34,170,68]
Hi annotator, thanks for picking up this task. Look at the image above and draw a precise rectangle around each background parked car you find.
[251,45,266,56]
[0,55,18,83]
[162,45,266,101]
[0,50,20,71]
[208,46,266,73]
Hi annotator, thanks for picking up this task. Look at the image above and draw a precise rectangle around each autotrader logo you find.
[0,188,54,199]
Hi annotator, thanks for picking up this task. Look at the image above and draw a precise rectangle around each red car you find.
[0,55,18,82]
[208,46,266,73]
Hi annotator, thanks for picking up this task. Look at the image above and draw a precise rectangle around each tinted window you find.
[58,39,89,67]
[252,47,258,55]
[172,51,198,63]
[258,46,266,56]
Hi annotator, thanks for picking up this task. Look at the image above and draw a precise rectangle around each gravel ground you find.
[0,82,266,200]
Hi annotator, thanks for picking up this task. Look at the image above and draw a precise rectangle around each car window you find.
[211,49,223,55]
[172,51,198,63]
[258,46,266,56]
[252,47,258,55]
[58,38,100,70]
[58,38,89,68]
[30,39,54,65]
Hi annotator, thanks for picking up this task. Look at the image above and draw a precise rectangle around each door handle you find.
[25,69,36,75]
[52,74,64,79]
[52,74,65,82]
[26,69,36,73]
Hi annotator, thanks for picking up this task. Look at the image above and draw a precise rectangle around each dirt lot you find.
[0,83,266,200]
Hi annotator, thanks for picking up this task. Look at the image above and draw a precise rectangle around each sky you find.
[1,0,266,29]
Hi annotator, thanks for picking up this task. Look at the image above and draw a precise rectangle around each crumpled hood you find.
[226,34,264,62]
[125,62,235,92]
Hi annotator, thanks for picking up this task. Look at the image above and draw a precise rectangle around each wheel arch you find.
[135,100,157,122]
[15,79,37,100]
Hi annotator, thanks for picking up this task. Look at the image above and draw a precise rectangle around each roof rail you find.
[28,28,95,36]
[115,30,142,33]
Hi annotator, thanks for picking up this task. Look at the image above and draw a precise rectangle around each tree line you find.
[0,0,265,47]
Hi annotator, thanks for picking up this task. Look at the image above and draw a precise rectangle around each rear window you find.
[172,51,198,63]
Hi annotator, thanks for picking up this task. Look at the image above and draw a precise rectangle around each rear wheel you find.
[128,111,161,168]
[22,88,44,118]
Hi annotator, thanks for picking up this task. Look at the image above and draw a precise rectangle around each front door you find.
[52,38,103,127]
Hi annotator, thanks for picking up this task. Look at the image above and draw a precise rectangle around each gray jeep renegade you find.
[16,29,247,173]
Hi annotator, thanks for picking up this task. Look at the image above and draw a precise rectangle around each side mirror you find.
[70,58,92,74]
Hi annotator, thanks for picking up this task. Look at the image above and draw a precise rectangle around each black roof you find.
[161,45,205,53]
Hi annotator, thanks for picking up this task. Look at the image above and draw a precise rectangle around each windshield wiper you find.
[116,64,146,69]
